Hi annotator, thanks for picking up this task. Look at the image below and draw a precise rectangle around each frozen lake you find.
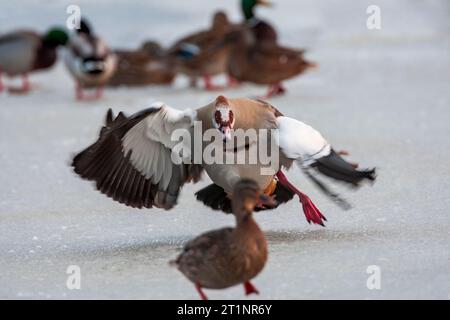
[0,0,449,299]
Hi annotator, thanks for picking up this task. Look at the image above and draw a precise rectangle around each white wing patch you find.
[122,105,197,189]
[277,116,331,166]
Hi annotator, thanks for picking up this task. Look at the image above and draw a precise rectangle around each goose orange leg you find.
[203,75,224,91]
[276,170,327,226]
[195,283,208,300]
[244,281,259,296]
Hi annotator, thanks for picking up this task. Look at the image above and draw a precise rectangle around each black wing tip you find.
[105,108,114,126]
[365,167,377,181]
[315,150,377,186]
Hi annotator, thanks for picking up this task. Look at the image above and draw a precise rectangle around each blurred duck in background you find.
[241,0,277,44]
[167,11,236,90]
[0,27,68,93]
[225,28,317,98]
[107,40,175,87]
[64,19,117,100]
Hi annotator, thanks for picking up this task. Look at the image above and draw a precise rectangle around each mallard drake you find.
[72,95,375,227]
[171,179,271,300]
[107,41,175,87]
[0,28,68,93]
[226,28,317,98]
[241,0,277,44]
[64,19,117,100]
[167,11,235,90]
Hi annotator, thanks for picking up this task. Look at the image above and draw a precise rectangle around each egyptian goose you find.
[0,28,68,93]
[167,11,236,90]
[225,28,316,99]
[241,0,277,44]
[72,95,375,226]
[64,19,117,100]
[171,178,271,300]
[107,41,175,87]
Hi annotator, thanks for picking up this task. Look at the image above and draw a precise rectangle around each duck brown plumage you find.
[226,28,317,98]
[167,11,235,90]
[107,41,175,87]
[172,178,270,300]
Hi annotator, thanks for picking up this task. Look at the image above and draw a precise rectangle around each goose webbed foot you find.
[244,281,259,296]
[195,283,208,300]
[276,170,327,226]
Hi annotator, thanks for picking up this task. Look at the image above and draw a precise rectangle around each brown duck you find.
[226,28,317,98]
[171,178,272,300]
[107,41,175,87]
[167,11,235,90]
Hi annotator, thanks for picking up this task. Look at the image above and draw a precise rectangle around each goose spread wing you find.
[72,104,202,210]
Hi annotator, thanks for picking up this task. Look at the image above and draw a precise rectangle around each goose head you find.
[212,95,235,142]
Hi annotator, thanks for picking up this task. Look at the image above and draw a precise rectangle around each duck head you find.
[242,0,273,20]
[232,179,260,217]
[212,95,235,142]
[211,11,231,33]
[42,28,68,47]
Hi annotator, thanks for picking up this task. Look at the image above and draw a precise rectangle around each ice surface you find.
[0,0,449,299]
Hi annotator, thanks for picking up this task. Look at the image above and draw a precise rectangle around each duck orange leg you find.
[260,83,286,99]
[94,86,104,99]
[227,75,241,88]
[276,170,327,226]
[76,82,103,101]
[195,283,208,300]
[244,281,259,296]
[8,74,31,94]
[203,75,224,91]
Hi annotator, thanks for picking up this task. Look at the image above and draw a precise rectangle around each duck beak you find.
[220,126,232,141]
[257,0,273,7]
[244,202,255,214]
